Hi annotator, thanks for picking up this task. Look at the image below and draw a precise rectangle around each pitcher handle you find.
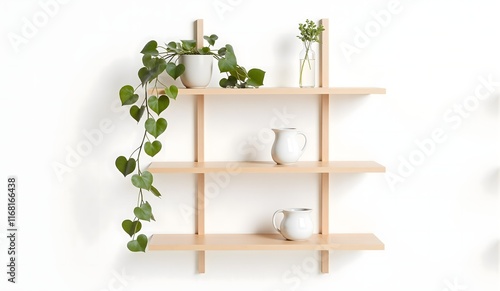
[297,132,307,153]
[272,209,284,234]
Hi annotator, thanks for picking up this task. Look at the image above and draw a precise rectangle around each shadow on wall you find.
[330,250,362,273]
[483,168,500,196]
[481,240,499,272]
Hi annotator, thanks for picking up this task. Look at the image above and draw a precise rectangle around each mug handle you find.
[297,132,307,153]
[272,209,284,234]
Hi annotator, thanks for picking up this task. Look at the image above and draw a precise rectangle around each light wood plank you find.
[320,173,329,273]
[148,161,385,174]
[320,18,329,88]
[196,173,205,273]
[196,174,205,234]
[148,233,384,251]
[321,95,330,161]
[195,19,203,49]
[319,18,330,274]
[195,18,206,274]
[151,87,385,95]
[196,95,205,162]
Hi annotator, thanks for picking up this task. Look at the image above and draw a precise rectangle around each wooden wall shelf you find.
[149,161,385,174]
[147,19,386,274]
[151,87,386,95]
[149,234,384,251]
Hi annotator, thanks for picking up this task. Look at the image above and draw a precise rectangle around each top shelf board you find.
[151,87,386,96]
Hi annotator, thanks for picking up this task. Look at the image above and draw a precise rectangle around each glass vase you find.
[299,45,315,88]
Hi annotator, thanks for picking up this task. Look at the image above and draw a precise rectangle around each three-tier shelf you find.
[147,19,386,274]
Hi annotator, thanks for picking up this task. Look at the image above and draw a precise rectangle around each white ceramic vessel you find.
[272,208,313,241]
[271,128,307,165]
[179,55,213,88]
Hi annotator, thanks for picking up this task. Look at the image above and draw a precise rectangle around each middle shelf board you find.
[148,161,385,174]
[148,233,385,251]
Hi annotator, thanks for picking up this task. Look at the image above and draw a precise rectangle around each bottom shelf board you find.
[148,233,384,251]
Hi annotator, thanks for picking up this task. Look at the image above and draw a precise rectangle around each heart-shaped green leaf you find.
[181,39,196,51]
[138,59,166,86]
[134,201,154,222]
[122,219,142,237]
[140,40,159,56]
[219,76,237,88]
[144,140,162,157]
[131,171,153,190]
[115,156,136,177]
[148,95,170,115]
[119,85,139,105]
[130,105,145,123]
[145,118,167,138]
[138,67,154,86]
[142,54,155,69]
[199,47,211,54]
[203,34,218,46]
[219,78,229,88]
[218,45,237,73]
[246,68,266,87]
[150,185,161,197]
[166,41,178,52]
[127,234,148,252]
[166,62,185,80]
[230,66,248,81]
[164,85,178,100]
[217,47,227,56]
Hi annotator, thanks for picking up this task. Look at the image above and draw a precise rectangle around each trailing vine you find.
[116,42,178,251]
[116,35,265,252]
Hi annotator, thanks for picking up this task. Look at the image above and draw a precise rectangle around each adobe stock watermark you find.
[51,100,128,183]
[340,0,403,63]
[442,276,468,291]
[237,107,296,160]
[179,162,242,223]
[99,268,134,291]
[7,0,71,53]
[271,253,321,291]
[179,107,296,222]
[385,74,499,192]
[212,0,243,20]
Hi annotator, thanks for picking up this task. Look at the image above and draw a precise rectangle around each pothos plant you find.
[162,34,265,88]
[116,35,265,252]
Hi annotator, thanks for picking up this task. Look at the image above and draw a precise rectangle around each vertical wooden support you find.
[195,19,204,50]
[195,19,206,274]
[319,18,330,274]
[319,19,329,89]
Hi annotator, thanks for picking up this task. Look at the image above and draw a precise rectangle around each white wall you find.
[1,0,499,290]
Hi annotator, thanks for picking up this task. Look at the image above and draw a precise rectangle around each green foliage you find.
[144,141,162,157]
[119,86,139,105]
[297,19,325,87]
[122,219,142,237]
[164,35,265,88]
[127,234,148,252]
[297,19,325,44]
[131,171,153,190]
[115,156,136,177]
[116,31,266,252]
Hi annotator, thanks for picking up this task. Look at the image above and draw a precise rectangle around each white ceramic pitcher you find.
[271,128,307,165]
[272,208,313,241]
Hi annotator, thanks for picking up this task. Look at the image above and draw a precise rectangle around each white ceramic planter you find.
[179,55,214,88]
